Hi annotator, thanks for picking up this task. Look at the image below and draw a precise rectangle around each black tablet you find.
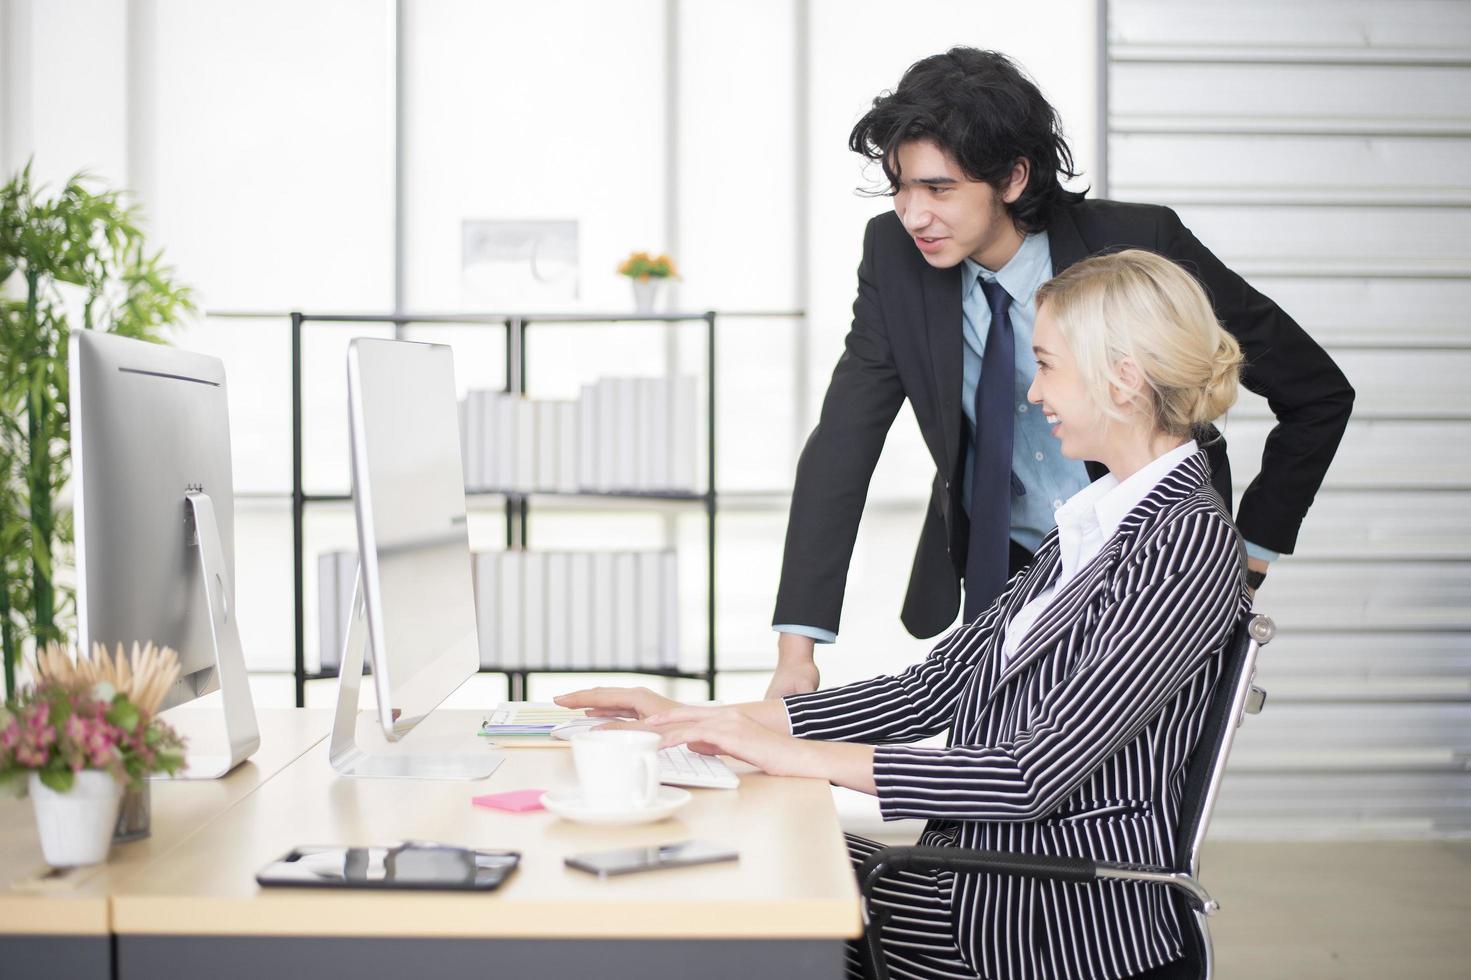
[256,842,520,892]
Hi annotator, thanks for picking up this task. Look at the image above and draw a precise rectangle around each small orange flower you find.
[617,250,679,280]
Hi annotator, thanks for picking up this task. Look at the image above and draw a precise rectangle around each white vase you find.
[631,277,661,314]
[29,770,124,867]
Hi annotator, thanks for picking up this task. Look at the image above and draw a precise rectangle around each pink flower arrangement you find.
[0,644,187,795]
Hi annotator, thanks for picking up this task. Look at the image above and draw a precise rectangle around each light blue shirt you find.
[778,231,1275,645]
[959,231,1091,555]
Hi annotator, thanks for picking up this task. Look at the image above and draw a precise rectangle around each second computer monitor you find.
[346,337,482,741]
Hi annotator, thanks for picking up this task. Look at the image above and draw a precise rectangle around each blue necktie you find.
[964,278,1015,620]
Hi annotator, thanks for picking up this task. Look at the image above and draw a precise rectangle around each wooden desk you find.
[0,709,329,978]
[106,710,861,980]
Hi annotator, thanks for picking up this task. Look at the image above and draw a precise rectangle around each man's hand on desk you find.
[764,632,820,699]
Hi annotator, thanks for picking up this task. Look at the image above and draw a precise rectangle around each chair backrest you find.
[1172,611,1274,877]
[1162,611,1274,977]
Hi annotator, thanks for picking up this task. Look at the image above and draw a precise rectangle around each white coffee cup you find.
[570,729,660,811]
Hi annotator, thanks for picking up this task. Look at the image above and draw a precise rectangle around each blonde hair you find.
[1034,249,1242,437]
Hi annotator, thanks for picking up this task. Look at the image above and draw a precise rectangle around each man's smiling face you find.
[890,139,1027,272]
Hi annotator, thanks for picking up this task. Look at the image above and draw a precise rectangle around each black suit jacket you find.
[773,199,1354,639]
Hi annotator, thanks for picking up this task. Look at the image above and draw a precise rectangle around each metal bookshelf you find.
[281,310,720,707]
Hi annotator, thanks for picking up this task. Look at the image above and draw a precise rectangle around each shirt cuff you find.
[1243,541,1280,563]
[773,624,837,644]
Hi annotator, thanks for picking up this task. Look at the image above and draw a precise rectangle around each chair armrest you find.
[857,847,1216,915]
[856,846,1097,918]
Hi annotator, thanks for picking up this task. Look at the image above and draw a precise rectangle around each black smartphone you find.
[256,842,520,891]
[564,839,738,878]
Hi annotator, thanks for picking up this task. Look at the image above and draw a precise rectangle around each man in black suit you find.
[766,47,1353,698]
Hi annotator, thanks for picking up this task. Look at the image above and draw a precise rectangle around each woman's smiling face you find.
[1027,304,1108,462]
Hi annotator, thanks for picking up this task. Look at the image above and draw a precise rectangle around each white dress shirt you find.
[1000,440,1200,662]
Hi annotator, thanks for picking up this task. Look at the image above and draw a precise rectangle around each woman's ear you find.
[1110,358,1148,412]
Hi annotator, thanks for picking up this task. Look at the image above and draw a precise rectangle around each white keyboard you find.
[658,745,739,790]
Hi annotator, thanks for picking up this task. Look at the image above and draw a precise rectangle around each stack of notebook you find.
[478,702,590,738]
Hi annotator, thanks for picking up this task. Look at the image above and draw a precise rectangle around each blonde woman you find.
[561,249,1250,980]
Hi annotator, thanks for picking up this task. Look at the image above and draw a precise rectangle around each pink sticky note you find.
[472,789,547,813]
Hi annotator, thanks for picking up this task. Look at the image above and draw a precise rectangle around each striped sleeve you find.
[873,511,1243,822]
[782,579,1015,744]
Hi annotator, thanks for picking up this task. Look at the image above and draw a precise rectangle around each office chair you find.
[856,611,1276,980]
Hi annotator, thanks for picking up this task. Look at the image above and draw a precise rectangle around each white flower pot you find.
[29,770,124,867]
[631,277,661,314]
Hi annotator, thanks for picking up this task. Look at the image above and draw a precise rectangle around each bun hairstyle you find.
[1034,249,1242,437]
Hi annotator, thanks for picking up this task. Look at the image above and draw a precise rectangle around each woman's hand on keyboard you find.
[553,686,679,720]
[638,706,805,777]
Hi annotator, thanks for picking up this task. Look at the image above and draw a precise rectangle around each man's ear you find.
[1002,159,1030,205]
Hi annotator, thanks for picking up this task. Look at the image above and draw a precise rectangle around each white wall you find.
[1107,0,1471,838]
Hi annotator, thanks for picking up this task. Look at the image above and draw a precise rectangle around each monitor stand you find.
[328,569,504,779]
[155,492,261,779]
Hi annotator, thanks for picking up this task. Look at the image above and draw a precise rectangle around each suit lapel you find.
[985,538,1121,701]
[980,450,1214,706]
[966,537,1061,711]
[920,261,965,473]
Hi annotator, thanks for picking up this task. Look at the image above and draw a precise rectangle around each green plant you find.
[0,162,194,698]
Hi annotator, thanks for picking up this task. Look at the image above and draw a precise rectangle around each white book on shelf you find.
[498,550,522,670]
[671,375,698,492]
[479,388,497,488]
[635,550,662,669]
[468,390,483,490]
[660,549,679,669]
[648,376,671,491]
[488,389,507,491]
[614,377,638,490]
[577,383,598,491]
[612,551,638,669]
[568,551,594,669]
[595,378,616,492]
[534,400,559,492]
[515,396,536,494]
[634,378,655,491]
[557,400,579,493]
[544,552,570,670]
[590,551,616,669]
[465,391,483,490]
[522,551,547,670]
[458,395,471,489]
[317,551,339,671]
[474,551,500,669]
[493,392,515,492]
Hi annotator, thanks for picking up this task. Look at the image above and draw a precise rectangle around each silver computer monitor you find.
[70,330,260,778]
[327,337,502,779]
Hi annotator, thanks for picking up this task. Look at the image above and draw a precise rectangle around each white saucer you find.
[540,786,692,826]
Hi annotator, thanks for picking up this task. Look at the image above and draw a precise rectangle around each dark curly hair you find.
[849,48,1086,233]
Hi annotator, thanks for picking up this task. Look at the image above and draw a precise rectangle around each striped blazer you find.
[786,450,1249,980]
